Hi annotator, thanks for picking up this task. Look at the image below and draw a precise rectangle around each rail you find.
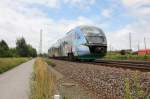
[49,58,150,71]
[91,59,150,71]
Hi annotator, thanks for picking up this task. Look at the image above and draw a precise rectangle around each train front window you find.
[81,26,106,44]
[86,36,104,44]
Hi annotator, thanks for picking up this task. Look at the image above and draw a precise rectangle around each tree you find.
[0,38,37,57]
[16,37,37,57]
[16,38,29,57]
[8,48,18,57]
[27,44,37,57]
[0,40,9,57]
[120,50,126,55]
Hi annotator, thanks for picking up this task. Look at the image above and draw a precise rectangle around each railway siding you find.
[51,59,150,99]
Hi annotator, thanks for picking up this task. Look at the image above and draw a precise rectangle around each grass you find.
[30,58,56,99]
[44,59,56,67]
[0,58,30,74]
[104,53,150,61]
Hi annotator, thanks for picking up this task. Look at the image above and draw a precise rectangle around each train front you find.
[79,26,107,59]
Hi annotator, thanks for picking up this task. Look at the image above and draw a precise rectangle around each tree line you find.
[0,37,37,57]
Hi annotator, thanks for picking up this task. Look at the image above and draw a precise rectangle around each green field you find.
[104,53,150,61]
[0,58,30,74]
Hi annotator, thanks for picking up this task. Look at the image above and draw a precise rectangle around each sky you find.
[0,0,150,53]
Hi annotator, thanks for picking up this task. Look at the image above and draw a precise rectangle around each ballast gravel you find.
[51,59,150,99]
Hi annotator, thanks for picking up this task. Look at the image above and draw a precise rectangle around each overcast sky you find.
[0,0,150,53]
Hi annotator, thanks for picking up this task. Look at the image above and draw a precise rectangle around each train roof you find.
[77,25,105,36]
[77,25,102,30]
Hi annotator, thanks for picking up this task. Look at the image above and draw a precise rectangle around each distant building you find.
[136,49,150,55]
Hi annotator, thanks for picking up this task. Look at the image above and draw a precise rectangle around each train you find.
[48,25,107,61]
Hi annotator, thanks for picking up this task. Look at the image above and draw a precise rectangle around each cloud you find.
[0,0,149,53]
[121,0,150,16]
[101,9,111,18]
[110,0,150,51]
[19,0,60,9]
[64,0,95,9]
[0,0,97,53]
[107,20,150,51]
[122,0,150,7]
[0,0,56,53]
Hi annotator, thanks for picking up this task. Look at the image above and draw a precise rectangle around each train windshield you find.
[86,36,104,43]
[81,26,105,43]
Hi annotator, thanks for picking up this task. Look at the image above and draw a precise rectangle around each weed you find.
[124,78,131,99]
[124,72,148,99]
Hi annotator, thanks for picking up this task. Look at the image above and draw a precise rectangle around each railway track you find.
[49,58,150,71]
[85,59,150,71]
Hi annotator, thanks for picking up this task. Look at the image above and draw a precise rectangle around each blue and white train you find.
[48,25,107,60]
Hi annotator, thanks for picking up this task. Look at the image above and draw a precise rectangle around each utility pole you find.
[110,44,111,52]
[137,41,140,51]
[109,44,112,56]
[129,32,132,51]
[39,29,43,54]
[144,37,147,54]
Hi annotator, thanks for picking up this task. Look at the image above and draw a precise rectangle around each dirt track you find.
[0,59,35,99]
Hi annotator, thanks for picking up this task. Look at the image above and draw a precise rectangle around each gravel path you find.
[0,59,35,99]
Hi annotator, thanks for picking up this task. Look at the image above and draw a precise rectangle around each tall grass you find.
[124,72,148,99]
[0,58,30,74]
[44,59,56,67]
[30,58,56,99]
[124,78,131,99]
